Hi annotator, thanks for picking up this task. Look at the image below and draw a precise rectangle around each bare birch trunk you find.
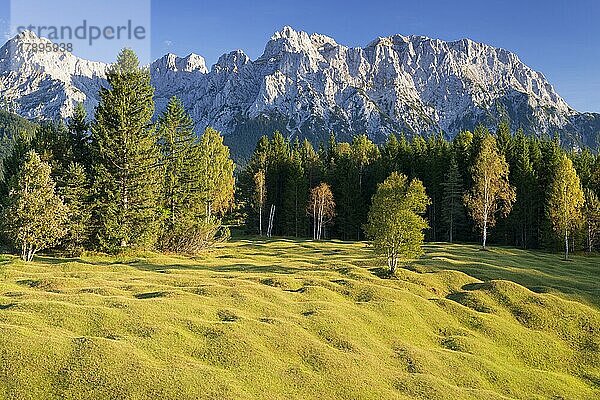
[564,228,569,261]
[259,204,263,236]
[483,217,488,249]
[313,198,317,240]
[267,204,275,237]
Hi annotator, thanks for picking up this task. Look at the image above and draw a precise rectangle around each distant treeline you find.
[238,123,600,252]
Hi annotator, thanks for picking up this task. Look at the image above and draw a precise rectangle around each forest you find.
[238,124,600,254]
[0,48,599,263]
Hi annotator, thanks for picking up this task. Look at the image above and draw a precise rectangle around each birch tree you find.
[197,127,235,222]
[364,172,430,274]
[464,134,516,249]
[4,151,68,261]
[307,183,335,240]
[253,170,266,236]
[548,154,584,260]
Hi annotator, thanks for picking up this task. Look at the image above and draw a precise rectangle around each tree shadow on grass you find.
[420,244,600,308]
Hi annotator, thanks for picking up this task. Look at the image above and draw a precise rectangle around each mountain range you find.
[1,27,599,157]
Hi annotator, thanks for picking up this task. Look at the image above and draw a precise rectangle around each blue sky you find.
[1,0,599,112]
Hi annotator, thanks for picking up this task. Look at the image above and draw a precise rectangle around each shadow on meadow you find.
[419,243,600,307]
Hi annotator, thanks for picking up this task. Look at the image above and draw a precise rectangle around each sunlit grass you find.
[0,239,598,399]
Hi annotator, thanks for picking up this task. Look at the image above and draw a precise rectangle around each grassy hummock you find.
[0,239,598,399]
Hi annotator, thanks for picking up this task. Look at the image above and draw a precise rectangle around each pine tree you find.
[365,172,430,274]
[548,154,585,260]
[3,151,68,261]
[464,133,516,249]
[90,49,161,251]
[441,156,464,243]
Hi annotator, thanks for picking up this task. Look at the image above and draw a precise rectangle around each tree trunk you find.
[388,254,397,275]
[564,228,569,261]
[267,204,275,238]
[312,198,317,240]
[259,204,263,236]
[482,217,488,249]
[588,222,593,253]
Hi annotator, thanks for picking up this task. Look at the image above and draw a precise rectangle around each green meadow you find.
[0,239,598,399]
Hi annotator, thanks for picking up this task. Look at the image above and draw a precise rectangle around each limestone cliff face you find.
[2,27,598,153]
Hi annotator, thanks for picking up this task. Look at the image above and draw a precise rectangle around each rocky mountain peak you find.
[213,49,250,73]
[152,52,208,74]
[0,27,598,155]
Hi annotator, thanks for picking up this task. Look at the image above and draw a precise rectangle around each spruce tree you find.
[283,148,307,237]
[90,48,161,251]
[441,156,464,243]
[67,102,91,168]
[238,136,270,235]
[582,188,600,253]
[264,131,291,236]
[157,96,200,231]
[59,162,92,255]
[350,135,379,240]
